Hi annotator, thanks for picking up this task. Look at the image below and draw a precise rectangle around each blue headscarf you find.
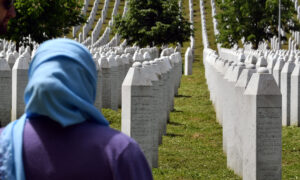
[0,38,109,180]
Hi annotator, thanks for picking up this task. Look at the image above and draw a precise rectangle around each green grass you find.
[102,108,121,130]
[103,0,300,179]
[282,127,300,179]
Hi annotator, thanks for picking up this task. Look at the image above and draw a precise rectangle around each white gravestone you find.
[256,56,267,68]
[12,55,29,121]
[94,58,103,112]
[267,55,278,74]
[232,64,256,176]
[150,60,165,145]
[154,58,169,143]
[272,57,285,89]
[108,55,119,111]
[121,62,154,168]
[99,56,112,109]
[0,55,11,126]
[214,58,228,124]
[290,62,300,126]
[226,62,245,171]
[142,61,160,168]
[280,58,295,126]
[222,62,236,153]
[185,47,193,75]
[243,68,282,180]
[115,55,124,108]
[7,52,16,69]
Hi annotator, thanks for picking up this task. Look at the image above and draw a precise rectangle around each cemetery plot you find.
[0,0,300,179]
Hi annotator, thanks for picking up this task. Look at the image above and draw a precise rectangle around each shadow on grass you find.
[168,121,184,126]
[171,109,183,113]
[175,94,192,98]
[166,133,184,137]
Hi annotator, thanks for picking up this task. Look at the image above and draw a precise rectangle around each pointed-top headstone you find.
[256,56,268,68]
[123,63,152,86]
[13,55,29,70]
[0,54,10,71]
[99,56,109,68]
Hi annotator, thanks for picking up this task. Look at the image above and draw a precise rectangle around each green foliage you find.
[215,0,300,49]
[112,0,193,47]
[2,0,85,48]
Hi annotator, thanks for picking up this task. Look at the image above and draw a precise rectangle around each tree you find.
[1,0,85,48]
[112,0,193,47]
[215,0,300,49]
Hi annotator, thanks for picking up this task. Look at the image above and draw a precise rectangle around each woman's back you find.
[1,116,152,180]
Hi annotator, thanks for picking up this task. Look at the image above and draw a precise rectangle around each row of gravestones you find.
[210,0,223,52]
[184,0,221,76]
[257,41,270,51]
[220,47,300,127]
[291,31,300,46]
[82,0,101,40]
[270,36,297,51]
[185,0,214,76]
[75,0,129,48]
[121,51,182,169]
[91,27,111,47]
[204,48,282,180]
[102,0,129,48]
[77,0,111,44]
[93,46,161,113]
[184,0,194,76]
[210,0,219,37]
[82,0,124,47]
[105,34,121,48]
[246,49,300,127]
[110,0,121,25]
[88,0,127,47]
[73,0,91,37]
[0,41,37,126]
[201,1,284,179]
[90,0,111,44]
[288,37,298,51]
[0,42,161,126]
[189,0,195,56]
[270,36,281,50]
[199,0,209,48]
[91,45,182,170]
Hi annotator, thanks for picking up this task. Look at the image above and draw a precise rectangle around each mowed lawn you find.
[103,0,300,179]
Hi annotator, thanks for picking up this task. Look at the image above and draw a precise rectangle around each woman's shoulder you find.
[88,124,139,154]
[25,118,137,153]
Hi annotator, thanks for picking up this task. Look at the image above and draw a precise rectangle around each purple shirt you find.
[0,117,153,180]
